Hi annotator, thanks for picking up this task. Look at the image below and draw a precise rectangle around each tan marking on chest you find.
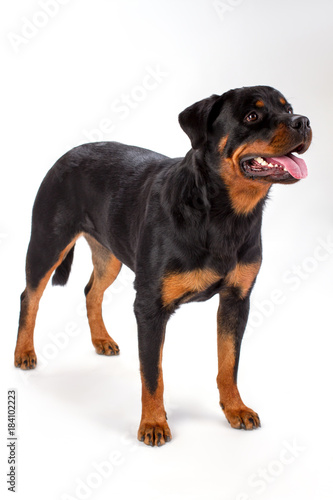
[162,269,221,307]
[225,261,261,298]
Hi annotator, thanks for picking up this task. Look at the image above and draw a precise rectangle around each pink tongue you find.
[265,153,308,179]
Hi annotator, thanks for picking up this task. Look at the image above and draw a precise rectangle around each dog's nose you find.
[290,115,311,132]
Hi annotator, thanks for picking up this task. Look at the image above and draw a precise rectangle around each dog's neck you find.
[162,150,269,233]
[177,149,271,218]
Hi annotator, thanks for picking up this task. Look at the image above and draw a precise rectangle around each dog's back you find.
[32,141,175,269]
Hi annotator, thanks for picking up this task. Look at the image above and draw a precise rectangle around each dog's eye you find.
[245,112,258,122]
[287,107,293,114]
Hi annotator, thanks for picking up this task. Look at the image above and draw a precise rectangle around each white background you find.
[1,0,333,499]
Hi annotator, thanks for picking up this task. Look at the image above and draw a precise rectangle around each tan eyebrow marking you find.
[279,97,286,105]
[218,135,228,153]
[255,100,264,107]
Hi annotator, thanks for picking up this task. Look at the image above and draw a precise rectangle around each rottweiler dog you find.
[15,86,312,446]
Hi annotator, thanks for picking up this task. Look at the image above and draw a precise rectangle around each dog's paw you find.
[137,420,172,446]
[14,349,37,370]
[93,338,120,356]
[223,406,261,430]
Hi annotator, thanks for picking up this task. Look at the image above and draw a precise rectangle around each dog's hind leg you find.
[15,235,80,369]
[84,235,122,356]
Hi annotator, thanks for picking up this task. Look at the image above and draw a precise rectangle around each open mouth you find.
[240,151,308,181]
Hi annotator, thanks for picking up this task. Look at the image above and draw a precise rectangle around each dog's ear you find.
[178,94,222,150]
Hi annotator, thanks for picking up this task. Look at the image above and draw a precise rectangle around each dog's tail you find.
[52,245,75,286]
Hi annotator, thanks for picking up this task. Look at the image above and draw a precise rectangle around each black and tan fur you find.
[15,86,312,446]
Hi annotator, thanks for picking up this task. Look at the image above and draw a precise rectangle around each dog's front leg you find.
[217,290,261,430]
[134,295,171,446]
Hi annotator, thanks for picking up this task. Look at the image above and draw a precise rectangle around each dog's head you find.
[179,86,312,209]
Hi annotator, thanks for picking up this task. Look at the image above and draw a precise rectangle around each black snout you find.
[289,114,311,133]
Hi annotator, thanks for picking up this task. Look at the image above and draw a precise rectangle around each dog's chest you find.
[161,268,222,307]
[161,259,260,308]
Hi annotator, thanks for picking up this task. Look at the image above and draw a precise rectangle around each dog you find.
[14,86,312,446]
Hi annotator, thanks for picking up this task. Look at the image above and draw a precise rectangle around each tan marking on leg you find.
[217,334,242,408]
[15,235,81,369]
[225,261,261,298]
[161,269,221,307]
[216,333,260,430]
[138,347,171,446]
[85,235,122,355]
